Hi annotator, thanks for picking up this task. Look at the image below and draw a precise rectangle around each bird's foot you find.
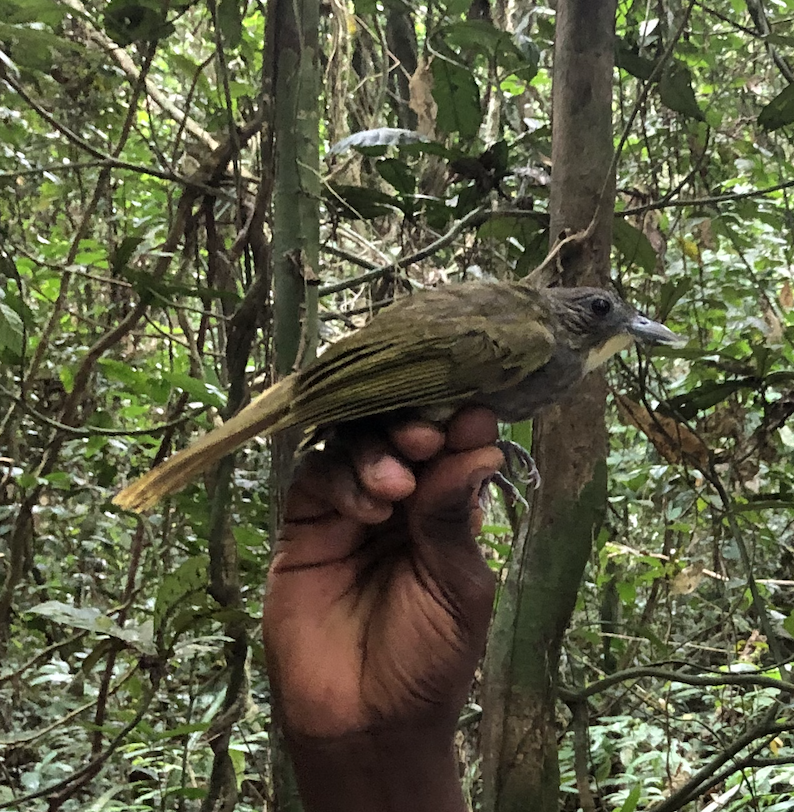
[496,440,542,490]
[486,471,529,508]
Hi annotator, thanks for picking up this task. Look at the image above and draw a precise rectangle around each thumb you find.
[407,445,504,627]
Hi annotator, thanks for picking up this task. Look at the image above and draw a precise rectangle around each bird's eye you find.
[591,297,611,317]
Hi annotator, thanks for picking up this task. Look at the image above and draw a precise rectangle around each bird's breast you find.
[474,344,586,423]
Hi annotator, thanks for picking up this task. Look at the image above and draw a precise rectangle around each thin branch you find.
[0,666,138,747]
[323,243,381,271]
[0,667,156,810]
[318,206,489,295]
[2,68,186,186]
[620,178,794,215]
[0,632,87,686]
[648,714,794,812]
[319,296,396,323]
[745,0,794,83]
[0,160,119,179]
[559,665,794,703]
[62,0,221,153]
[0,384,209,438]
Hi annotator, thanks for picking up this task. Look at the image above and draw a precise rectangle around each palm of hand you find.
[263,410,502,739]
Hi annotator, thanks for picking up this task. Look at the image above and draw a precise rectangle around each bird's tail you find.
[113,377,297,513]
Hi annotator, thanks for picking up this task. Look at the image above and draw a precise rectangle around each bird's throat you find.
[583,334,634,375]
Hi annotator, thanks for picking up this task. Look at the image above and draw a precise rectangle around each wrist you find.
[284,723,467,812]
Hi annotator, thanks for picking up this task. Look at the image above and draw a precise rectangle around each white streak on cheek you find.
[583,334,634,375]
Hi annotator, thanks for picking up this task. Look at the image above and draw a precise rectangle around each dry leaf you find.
[696,217,716,250]
[780,280,793,310]
[615,394,710,468]
[763,302,783,345]
[409,57,437,138]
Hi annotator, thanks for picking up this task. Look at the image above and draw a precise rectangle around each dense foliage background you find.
[2,0,794,810]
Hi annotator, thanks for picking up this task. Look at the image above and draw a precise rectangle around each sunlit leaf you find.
[328,128,430,156]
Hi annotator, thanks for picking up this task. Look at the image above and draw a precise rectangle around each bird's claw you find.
[496,440,542,490]
[481,471,529,508]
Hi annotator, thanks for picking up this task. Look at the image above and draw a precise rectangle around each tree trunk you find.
[481,2,617,809]
[268,1,321,810]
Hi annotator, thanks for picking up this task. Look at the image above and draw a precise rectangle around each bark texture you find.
[481,2,617,809]
[269,0,321,809]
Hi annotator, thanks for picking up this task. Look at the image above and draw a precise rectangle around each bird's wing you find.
[286,311,555,429]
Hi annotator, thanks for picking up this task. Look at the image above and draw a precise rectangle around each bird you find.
[113,282,679,512]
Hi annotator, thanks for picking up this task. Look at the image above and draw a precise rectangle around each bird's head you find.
[547,287,681,374]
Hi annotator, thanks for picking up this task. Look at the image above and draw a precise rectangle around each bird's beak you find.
[629,314,681,345]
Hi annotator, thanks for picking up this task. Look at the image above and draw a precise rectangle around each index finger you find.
[445,407,499,452]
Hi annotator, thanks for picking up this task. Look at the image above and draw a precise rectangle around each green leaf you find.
[0,22,78,70]
[440,21,537,81]
[612,219,657,273]
[619,783,642,812]
[325,184,397,220]
[170,53,212,95]
[477,214,546,242]
[162,372,226,408]
[376,158,416,196]
[217,0,243,47]
[443,21,510,61]
[17,472,37,488]
[104,0,174,46]
[431,58,482,139]
[658,277,692,321]
[615,40,655,80]
[440,0,472,17]
[154,555,209,634]
[0,0,66,25]
[43,472,71,489]
[98,358,151,394]
[667,380,749,419]
[152,722,210,740]
[758,84,794,131]
[110,236,143,276]
[400,140,461,160]
[0,300,23,357]
[658,64,705,121]
[27,601,153,651]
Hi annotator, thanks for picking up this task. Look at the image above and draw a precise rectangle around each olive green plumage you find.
[113,282,678,512]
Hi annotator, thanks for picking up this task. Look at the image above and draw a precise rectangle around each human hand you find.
[263,407,502,741]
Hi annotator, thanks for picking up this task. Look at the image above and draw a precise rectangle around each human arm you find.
[262,408,503,812]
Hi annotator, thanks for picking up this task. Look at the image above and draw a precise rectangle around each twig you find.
[0,383,208,437]
[0,666,137,747]
[62,0,221,153]
[318,206,489,295]
[0,667,156,810]
[648,712,794,812]
[2,68,186,186]
[528,0,698,288]
[620,178,794,215]
[559,664,794,703]
[0,632,87,686]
